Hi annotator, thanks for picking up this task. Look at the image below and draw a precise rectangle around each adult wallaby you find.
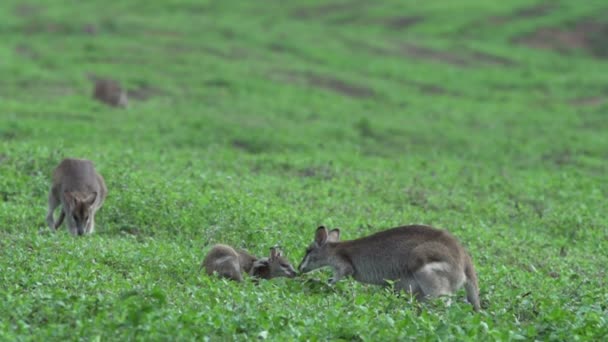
[298,225,481,311]
[46,158,107,236]
[93,78,128,108]
[202,244,297,282]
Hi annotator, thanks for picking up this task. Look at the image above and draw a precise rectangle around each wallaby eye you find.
[305,247,312,254]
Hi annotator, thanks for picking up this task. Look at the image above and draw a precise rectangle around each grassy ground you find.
[1,0,607,340]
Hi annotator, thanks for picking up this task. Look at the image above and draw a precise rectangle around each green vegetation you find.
[1,0,607,340]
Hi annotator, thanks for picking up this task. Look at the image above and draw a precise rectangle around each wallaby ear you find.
[314,226,328,246]
[328,228,341,242]
[270,246,282,260]
[84,192,97,206]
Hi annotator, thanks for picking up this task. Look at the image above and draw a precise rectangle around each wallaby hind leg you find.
[218,259,243,282]
[87,214,96,234]
[46,189,61,230]
[412,262,455,300]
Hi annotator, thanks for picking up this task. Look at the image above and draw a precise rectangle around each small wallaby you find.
[93,78,128,108]
[46,158,107,236]
[298,225,481,311]
[202,244,297,282]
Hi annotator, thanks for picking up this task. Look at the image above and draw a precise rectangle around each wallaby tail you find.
[464,254,481,311]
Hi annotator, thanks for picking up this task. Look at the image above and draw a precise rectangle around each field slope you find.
[1,0,607,340]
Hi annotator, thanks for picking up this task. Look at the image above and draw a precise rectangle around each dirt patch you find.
[292,1,370,19]
[127,85,164,101]
[345,39,514,67]
[400,44,516,67]
[490,3,554,24]
[514,19,608,58]
[384,16,424,30]
[401,80,459,96]
[297,165,335,180]
[268,42,324,64]
[272,71,374,99]
[14,45,38,59]
[231,139,267,154]
[465,49,516,66]
[14,3,42,17]
[401,44,471,67]
[306,73,375,98]
[569,97,605,107]
[542,150,573,167]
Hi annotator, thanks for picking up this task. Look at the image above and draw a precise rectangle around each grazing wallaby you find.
[298,225,481,311]
[46,158,107,236]
[93,78,128,108]
[202,244,297,282]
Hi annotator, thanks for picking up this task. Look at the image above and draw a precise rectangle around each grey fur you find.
[46,158,107,236]
[298,225,481,311]
[202,244,296,282]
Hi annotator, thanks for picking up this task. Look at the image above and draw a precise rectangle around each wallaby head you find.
[298,226,341,274]
[63,191,97,236]
[251,246,297,279]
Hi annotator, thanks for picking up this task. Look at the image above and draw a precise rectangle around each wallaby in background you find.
[93,78,128,108]
[46,158,107,236]
[202,244,297,282]
[298,225,481,311]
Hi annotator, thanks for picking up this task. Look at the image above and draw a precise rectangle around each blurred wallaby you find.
[93,78,128,107]
[298,225,481,311]
[46,158,107,236]
[202,244,297,282]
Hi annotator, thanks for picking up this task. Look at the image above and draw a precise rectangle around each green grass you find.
[1,0,608,340]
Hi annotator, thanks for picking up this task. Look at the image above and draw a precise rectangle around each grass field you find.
[1,0,608,340]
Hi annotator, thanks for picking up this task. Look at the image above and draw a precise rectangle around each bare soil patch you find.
[14,45,38,59]
[14,3,42,17]
[306,73,375,98]
[465,49,516,66]
[490,3,554,25]
[384,16,424,30]
[401,44,471,67]
[401,80,459,96]
[272,71,374,99]
[127,85,164,101]
[342,38,514,67]
[569,97,605,107]
[297,165,335,180]
[402,44,516,67]
[268,42,324,64]
[292,1,370,19]
[514,19,608,58]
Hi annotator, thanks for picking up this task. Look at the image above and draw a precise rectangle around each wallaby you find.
[202,244,297,282]
[93,78,128,108]
[46,158,107,236]
[298,225,481,311]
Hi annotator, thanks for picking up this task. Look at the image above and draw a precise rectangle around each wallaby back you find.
[202,244,250,282]
[299,225,481,311]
